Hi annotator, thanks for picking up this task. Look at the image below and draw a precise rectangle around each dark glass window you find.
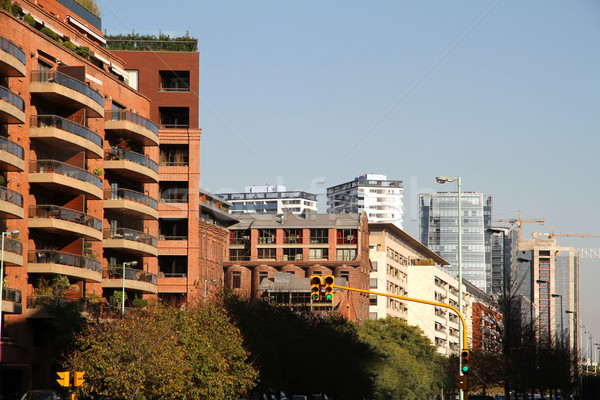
[160,107,189,129]
[160,70,190,92]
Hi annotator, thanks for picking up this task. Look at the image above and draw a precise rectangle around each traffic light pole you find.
[333,283,470,397]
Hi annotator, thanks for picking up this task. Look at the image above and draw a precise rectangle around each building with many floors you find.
[327,174,404,229]
[222,211,371,321]
[218,184,318,215]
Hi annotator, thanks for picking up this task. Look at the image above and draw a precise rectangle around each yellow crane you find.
[493,210,545,239]
[531,229,600,240]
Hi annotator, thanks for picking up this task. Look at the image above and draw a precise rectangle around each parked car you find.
[20,390,62,400]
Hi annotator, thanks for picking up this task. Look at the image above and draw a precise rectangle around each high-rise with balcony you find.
[327,173,404,229]
[0,0,161,394]
[419,192,492,293]
[219,184,318,215]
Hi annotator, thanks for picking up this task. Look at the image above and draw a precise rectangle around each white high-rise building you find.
[327,174,404,228]
[218,185,318,215]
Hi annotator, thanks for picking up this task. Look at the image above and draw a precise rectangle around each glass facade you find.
[419,192,492,293]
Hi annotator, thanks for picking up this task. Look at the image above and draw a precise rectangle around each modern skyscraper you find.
[419,192,492,293]
[327,173,404,228]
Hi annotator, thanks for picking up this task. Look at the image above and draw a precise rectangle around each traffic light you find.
[310,275,322,301]
[460,349,470,374]
[455,374,467,390]
[324,275,334,301]
[56,371,70,387]
[74,371,85,386]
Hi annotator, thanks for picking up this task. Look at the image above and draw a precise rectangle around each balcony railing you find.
[0,185,23,207]
[105,110,159,135]
[0,135,24,159]
[0,35,26,65]
[29,204,102,231]
[31,70,104,107]
[30,159,103,189]
[105,188,158,209]
[0,85,24,111]
[28,250,102,273]
[105,147,158,173]
[2,287,22,304]
[3,237,23,256]
[32,115,103,147]
[26,295,84,310]
[104,266,158,285]
[104,227,158,247]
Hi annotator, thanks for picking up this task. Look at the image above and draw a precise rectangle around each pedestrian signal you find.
[310,275,322,301]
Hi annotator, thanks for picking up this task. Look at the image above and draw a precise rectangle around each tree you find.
[358,317,446,400]
[62,302,257,400]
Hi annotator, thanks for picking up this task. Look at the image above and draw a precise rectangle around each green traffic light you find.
[325,293,333,300]
[461,365,469,373]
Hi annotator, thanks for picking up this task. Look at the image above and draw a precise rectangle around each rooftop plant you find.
[105,32,198,52]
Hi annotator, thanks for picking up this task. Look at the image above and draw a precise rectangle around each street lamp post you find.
[0,230,19,342]
[436,175,463,400]
[122,261,138,316]
[204,279,217,298]
[536,279,551,342]
[551,293,563,346]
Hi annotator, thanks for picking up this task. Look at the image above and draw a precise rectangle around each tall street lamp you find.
[122,261,138,315]
[536,279,551,342]
[0,230,19,342]
[551,293,563,346]
[566,310,578,362]
[436,175,463,400]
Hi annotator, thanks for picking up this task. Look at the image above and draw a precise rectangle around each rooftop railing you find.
[28,249,102,273]
[30,159,103,189]
[0,35,26,65]
[105,147,158,173]
[105,188,158,209]
[0,185,23,208]
[31,70,104,107]
[0,135,24,159]
[30,204,102,231]
[104,227,157,247]
[32,115,103,147]
[0,85,24,111]
[105,110,158,135]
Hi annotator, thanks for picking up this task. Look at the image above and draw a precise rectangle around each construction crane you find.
[531,229,600,240]
[493,210,545,239]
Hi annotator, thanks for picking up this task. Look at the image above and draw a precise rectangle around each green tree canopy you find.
[62,302,257,400]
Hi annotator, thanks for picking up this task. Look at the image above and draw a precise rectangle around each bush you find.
[10,2,21,17]
[76,46,90,59]
[23,14,35,27]
[63,41,77,52]
[40,26,61,42]
[0,0,11,13]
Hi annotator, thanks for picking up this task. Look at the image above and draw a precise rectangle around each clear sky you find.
[99,1,600,349]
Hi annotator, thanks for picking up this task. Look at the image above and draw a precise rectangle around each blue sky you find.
[100,1,600,345]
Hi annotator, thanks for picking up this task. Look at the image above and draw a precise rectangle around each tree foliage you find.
[358,317,447,400]
[62,302,257,400]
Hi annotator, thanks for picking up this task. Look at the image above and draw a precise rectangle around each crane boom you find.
[493,210,545,238]
[532,229,600,240]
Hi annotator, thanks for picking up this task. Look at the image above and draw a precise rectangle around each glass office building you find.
[419,192,492,293]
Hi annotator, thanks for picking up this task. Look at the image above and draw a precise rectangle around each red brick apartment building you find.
[0,0,167,395]
[464,280,502,351]
[223,212,372,321]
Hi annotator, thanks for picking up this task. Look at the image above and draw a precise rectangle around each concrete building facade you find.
[327,173,404,229]
[219,184,318,215]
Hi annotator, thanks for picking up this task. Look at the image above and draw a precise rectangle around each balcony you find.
[0,35,26,77]
[104,148,158,183]
[0,85,25,124]
[30,70,104,118]
[29,160,103,199]
[30,115,103,159]
[104,110,159,146]
[28,205,103,241]
[104,188,158,220]
[1,287,22,314]
[102,266,158,294]
[103,227,158,257]
[27,250,102,282]
[0,186,23,219]
[0,136,25,171]
[25,296,93,319]
[1,236,23,267]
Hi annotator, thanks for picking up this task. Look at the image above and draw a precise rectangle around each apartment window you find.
[160,107,189,129]
[160,182,189,203]
[232,272,242,289]
[283,248,303,261]
[258,272,269,285]
[126,69,139,90]
[257,229,276,244]
[340,271,350,281]
[337,229,357,244]
[369,294,377,306]
[229,249,250,261]
[283,229,302,244]
[160,70,190,92]
[336,248,356,261]
[309,248,328,260]
[372,261,378,271]
[370,278,377,289]
[160,144,189,166]
[158,256,187,277]
[230,230,250,245]
[310,228,328,244]
[257,248,276,260]
[159,218,188,240]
